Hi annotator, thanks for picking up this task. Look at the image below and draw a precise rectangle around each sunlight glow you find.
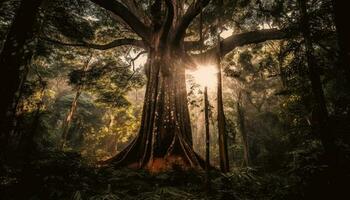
[220,29,233,39]
[188,65,218,88]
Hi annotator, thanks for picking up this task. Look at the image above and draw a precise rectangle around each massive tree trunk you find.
[105,50,204,172]
[0,0,42,150]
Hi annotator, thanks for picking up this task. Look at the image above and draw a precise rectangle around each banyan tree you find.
[82,0,287,172]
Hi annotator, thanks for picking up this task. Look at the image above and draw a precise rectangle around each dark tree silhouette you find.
[0,0,43,151]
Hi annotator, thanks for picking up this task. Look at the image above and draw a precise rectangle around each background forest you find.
[0,0,349,200]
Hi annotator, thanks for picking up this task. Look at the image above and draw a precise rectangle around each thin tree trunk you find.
[60,88,82,149]
[204,86,210,189]
[236,95,250,167]
[216,0,230,172]
[225,109,237,167]
[217,50,230,173]
[109,112,118,154]
[0,0,42,150]
[60,53,92,149]
[298,0,336,165]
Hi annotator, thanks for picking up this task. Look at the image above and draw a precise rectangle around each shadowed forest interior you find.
[0,0,349,199]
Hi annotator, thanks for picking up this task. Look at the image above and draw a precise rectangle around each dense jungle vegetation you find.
[0,0,349,199]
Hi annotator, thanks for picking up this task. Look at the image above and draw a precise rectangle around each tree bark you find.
[104,51,204,172]
[0,0,43,150]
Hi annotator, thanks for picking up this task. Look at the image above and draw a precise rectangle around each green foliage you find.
[1,0,349,199]
[0,151,241,200]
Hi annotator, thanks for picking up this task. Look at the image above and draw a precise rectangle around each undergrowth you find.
[0,151,296,200]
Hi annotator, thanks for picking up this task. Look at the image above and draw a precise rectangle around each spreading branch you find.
[125,50,148,81]
[90,0,151,42]
[199,28,288,59]
[173,0,210,45]
[126,50,148,70]
[184,40,205,50]
[41,37,145,50]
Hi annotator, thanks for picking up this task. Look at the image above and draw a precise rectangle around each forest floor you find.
[0,150,294,200]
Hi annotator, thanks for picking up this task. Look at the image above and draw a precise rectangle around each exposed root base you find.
[148,156,189,173]
[100,138,207,173]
